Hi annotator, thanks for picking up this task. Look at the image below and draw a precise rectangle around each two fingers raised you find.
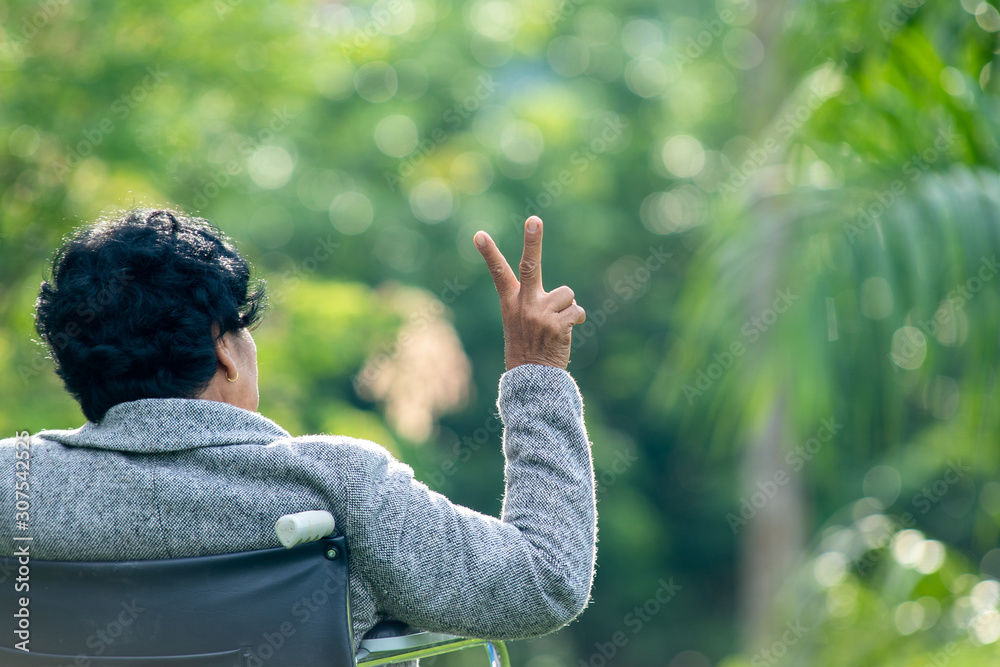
[475,216,543,298]
[474,216,546,301]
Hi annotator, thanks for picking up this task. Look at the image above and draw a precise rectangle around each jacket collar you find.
[37,398,292,453]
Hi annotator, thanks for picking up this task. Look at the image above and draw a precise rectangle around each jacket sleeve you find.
[339,363,596,638]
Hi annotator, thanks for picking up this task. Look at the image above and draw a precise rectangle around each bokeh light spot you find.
[329,191,374,235]
[972,610,1000,644]
[9,125,40,158]
[890,326,927,370]
[469,0,521,41]
[375,114,419,158]
[660,135,705,178]
[248,145,294,189]
[814,551,848,587]
[891,529,926,568]
[915,540,946,575]
[976,2,1000,31]
[622,19,664,58]
[409,178,455,223]
[894,601,924,635]
[972,580,1000,611]
[625,57,670,98]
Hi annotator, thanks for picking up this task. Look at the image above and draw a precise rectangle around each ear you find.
[211,324,239,381]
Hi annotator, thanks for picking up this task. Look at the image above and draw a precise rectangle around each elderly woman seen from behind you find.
[0,208,595,646]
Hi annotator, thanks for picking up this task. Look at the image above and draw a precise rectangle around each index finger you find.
[474,231,518,301]
[518,216,543,292]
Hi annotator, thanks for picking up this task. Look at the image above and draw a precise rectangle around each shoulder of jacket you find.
[0,432,41,448]
[264,433,399,462]
[254,434,417,491]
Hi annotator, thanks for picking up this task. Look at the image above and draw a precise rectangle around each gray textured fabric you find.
[0,363,596,649]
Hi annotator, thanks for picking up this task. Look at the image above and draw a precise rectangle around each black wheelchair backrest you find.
[0,535,352,666]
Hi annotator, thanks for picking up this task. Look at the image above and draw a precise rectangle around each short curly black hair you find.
[35,208,267,423]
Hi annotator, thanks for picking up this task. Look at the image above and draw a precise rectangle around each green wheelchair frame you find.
[357,631,510,666]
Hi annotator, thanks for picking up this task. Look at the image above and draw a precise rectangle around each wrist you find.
[505,357,567,371]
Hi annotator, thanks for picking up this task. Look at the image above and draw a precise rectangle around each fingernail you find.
[527,218,539,233]
[474,232,486,248]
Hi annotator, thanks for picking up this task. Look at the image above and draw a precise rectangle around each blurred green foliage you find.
[4,0,1000,664]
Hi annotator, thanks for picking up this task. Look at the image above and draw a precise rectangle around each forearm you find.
[498,364,596,622]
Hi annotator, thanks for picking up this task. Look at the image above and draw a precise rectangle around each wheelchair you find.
[0,510,510,666]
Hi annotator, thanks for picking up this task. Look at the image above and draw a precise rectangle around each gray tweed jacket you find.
[0,364,596,648]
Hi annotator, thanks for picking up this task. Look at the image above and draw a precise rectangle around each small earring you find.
[227,372,239,383]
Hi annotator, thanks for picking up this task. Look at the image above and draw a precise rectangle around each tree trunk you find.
[735,0,808,650]
[738,391,806,649]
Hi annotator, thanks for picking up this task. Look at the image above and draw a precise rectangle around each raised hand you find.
[474,216,586,371]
